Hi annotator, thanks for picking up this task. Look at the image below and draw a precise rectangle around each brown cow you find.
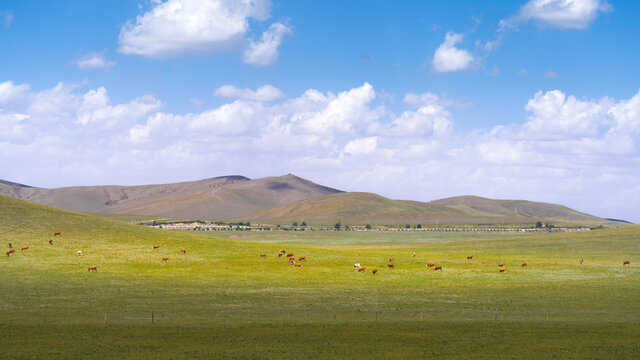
[426,263,435,268]
[153,245,160,250]
[286,253,294,258]
[389,258,394,262]
[278,253,283,258]
[522,263,527,267]
[498,263,505,267]
[8,249,15,254]
[434,266,442,271]
[412,252,416,257]
[358,267,366,272]
[387,264,395,269]
[372,268,377,275]
[180,248,186,254]
[54,232,61,236]
[466,256,473,260]
[294,263,302,268]
[48,239,53,245]
[21,246,28,251]
[279,249,286,253]
[298,256,306,261]
[260,253,267,258]
[580,259,584,265]
[161,257,169,262]
[88,266,97,272]
[499,268,507,273]
[8,242,11,248]
[5,251,9,257]
[623,260,630,266]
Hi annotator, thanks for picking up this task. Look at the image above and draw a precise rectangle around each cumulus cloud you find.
[243,22,292,66]
[1,80,639,222]
[118,0,272,58]
[544,70,559,78]
[75,52,117,71]
[500,0,612,30]
[432,32,474,73]
[213,84,285,102]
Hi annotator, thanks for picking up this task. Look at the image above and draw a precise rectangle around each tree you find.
[365,224,371,230]
[334,222,341,230]
[292,221,298,227]
[417,224,422,229]
[405,224,411,229]
[535,221,543,228]
[301,221,307,227]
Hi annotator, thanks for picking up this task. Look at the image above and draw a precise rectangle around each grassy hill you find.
[242,192,611,226]
[1,194,639,359]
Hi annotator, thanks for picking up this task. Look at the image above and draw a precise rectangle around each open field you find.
[1,195,639,359]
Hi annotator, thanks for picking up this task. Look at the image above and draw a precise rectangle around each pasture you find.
[1,195,639,359]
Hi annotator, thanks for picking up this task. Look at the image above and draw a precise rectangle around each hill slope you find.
[0,174,342,220]
[243,192,608,225]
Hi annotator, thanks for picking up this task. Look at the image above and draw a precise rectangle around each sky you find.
[1,0,639,222]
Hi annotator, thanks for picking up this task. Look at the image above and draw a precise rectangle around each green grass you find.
[1,195,639,359]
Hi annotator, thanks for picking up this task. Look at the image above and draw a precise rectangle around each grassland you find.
[1,195,639,359]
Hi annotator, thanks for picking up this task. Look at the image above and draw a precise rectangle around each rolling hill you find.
[242,192,611,226]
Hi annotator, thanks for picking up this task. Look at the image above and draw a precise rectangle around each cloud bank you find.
[1,80,638,221]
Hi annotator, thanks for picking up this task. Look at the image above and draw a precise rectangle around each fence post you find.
[333,313,336,321]
[152,311,154,324]
[43,314,46,326]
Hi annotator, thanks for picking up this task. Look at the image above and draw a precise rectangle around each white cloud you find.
[2,80,640,222]
[118,0,272,58]
[544,70,559,78]
[75,52,117,71]
[243,22,292,66]
[432,32,474,73]
[0,10,12,28]
[501,0,612,30]
[214,84,285,102]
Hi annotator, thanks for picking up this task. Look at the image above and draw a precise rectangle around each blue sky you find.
[1,0,640,222]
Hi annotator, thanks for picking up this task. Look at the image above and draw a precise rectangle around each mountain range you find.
[0,174,625,226]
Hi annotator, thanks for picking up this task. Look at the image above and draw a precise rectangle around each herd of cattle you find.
[4,232,188,272]
[3,231,633,274]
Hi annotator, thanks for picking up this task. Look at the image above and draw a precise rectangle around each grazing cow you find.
[466,256,473,260]
[499,268,507,273]
[76,250,83,256]
[5,251,9,257]
[48,239,53,245]
[161,257,169,262]
[387,264,395,269]
[298,256,306,261]
[21,246,28,251]
[279,249,286,253]
[288,257,296,263]
[354,263,361,270]
[294,263,302,268]
[8,249,15,254]
[8,242,11,248]
[153,245,160,250]
[623,260,630,266]
[88,266,97,272]
[372,269,377,275]
[286,253,294,258]
[278,253,283,258]
[498,263,505,267]
[389,258,394,262]
[54,232,61,236]
[260,253,267,258]
[358,267,366,272]
[522,263,527,267]
[180,248,186,254]
[426,263,435,268]
[434,266,442,271]
[412,252,416,257]
[580,259,584,265]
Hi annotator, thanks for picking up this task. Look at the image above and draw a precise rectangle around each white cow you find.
[76,250,83,256]
[353,263,361,269]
